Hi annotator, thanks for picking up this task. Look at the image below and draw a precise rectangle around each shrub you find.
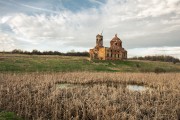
[130,55,180,63]
[154,67,166,74]
[136,64,140,68]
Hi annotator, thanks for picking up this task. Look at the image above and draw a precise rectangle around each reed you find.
[0,72,179,119]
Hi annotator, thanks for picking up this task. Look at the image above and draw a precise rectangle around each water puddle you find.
[57,83,81,89]
[57,83,152,92]
[127,85,150,91]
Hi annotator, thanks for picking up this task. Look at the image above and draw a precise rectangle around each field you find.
[0,54,180,120]
[0,72,180,120]
[0,54,180,72]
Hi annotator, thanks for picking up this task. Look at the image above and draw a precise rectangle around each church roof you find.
[96,34,103,37]
[111,34,122,42]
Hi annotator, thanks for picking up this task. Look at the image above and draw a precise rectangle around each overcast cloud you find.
[0,0,180,58]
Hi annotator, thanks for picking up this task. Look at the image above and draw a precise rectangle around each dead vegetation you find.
[0,72,180,120]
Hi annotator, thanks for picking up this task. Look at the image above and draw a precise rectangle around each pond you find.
[126,85,150,91]
[57,83,152,92]
[57,83,81,89]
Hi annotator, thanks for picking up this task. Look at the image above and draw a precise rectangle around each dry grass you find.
[0,72,180,120]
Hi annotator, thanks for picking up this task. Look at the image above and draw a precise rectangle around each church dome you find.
[111,34,122,42]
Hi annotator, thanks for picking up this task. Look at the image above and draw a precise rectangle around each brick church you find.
[89,34,127,60]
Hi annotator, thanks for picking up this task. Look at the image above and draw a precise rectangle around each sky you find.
[0,0,180,58]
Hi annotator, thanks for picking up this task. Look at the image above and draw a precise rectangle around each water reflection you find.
[127,85,149,91]
[57,83,151,92]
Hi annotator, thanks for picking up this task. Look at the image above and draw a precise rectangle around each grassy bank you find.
[0,54,180,72]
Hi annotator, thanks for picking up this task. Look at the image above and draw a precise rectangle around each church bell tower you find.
[95,34,103,48]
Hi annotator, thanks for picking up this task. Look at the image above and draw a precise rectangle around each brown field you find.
[0,72,180,120]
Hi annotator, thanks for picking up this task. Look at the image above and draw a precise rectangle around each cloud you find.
[0,16,11,24]
[0,32,15,51]
[89,0,104,5]
[18,3,61,14]
[0,0,180,55]
[128,46,180,59]
[4,9,103,48]
[7,13,76,41]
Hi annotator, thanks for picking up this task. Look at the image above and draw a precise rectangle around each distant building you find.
[89,34,127,60]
